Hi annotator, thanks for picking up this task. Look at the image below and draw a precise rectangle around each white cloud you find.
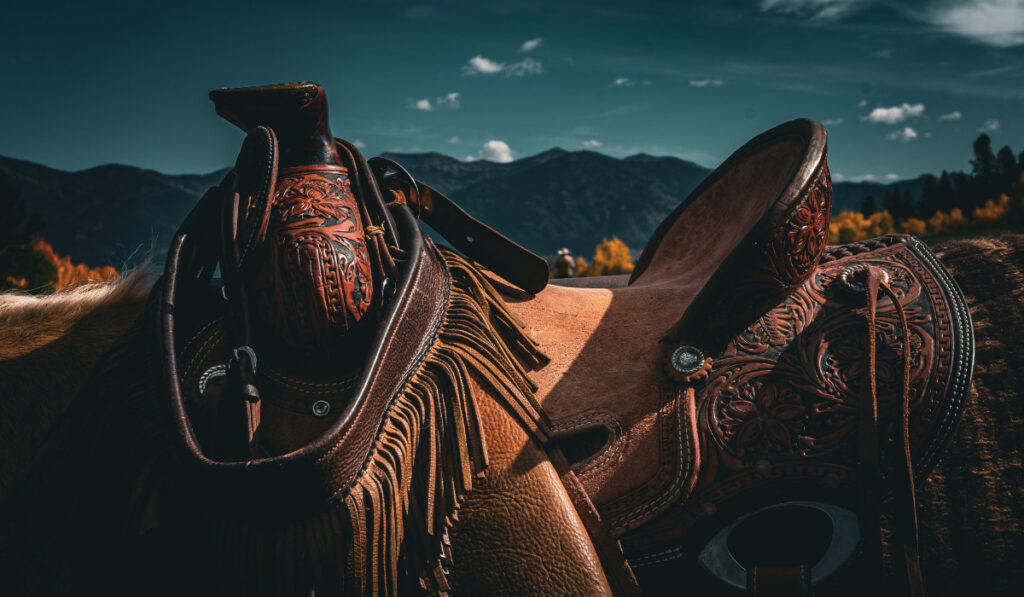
[409,93,460,111]
[464,155,477,162]
[504,57,543,77]
[863,103,925,123]
[760,0,1024,47]
[822,117,844,126]
[352,139,367,149]
[873,48,893,59]
[885,173,900,180]
[689,79,725,87]
[447,136,460,144]
[520,37,543,52]
[462,55,505,75]
[463,55,542,77]
[832,172,846,182]
[582,139,603,148]
[851,173,877,182]
[939,110,963,121]
[979,119,1001,133]
[759,0,862,20]
[478,140,515,163]
[887,126,919,142]
[436,92,461,108]
[925,0,1024,47]
[857,99,868,107]
[613,77,635,87]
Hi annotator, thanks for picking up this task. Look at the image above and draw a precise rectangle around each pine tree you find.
[996,145,1018,192]
[918,175,938,218]
[937,171,955,213]
[861,195,878,217]
[971,134,998,209]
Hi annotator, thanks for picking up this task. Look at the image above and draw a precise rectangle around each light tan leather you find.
[447,375,613,596]
[504,138,812,535]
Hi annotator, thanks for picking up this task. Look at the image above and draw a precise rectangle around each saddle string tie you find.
[878,279,923,597]
[861,266,922,596]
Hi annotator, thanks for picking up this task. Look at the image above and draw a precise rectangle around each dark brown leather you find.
[3,92,975,596]
[748,565,812,597]
[519,235,973,594]
[134,80,613,593]
[370,157,550,295]
[212,84,378,370]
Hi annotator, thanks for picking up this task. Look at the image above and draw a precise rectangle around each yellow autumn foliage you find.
[829,195,1015,244]
[575,256,589,277]
[577,237,635,277]
[972,194,1012,224]
[30,238,118,290]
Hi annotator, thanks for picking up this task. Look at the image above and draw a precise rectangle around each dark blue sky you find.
[2,0,1022,183]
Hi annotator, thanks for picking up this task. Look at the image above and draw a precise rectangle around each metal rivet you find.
[755,459,772,475]
[312,400,331,418]
[671,345,706,375]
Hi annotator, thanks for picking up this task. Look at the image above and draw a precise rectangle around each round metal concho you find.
[837,263,889,295]
[671,345,706,375]
[312,399,332,418]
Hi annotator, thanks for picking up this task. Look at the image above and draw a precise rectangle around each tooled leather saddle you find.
[26,82,971,596]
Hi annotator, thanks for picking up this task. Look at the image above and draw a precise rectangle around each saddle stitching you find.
[317,244,450,478]
[614,384,695,529]
[183,327,224,380]
[549,412,625,476]
[237,126,275,265]
[179,315,223,358]
[906,239,974,478]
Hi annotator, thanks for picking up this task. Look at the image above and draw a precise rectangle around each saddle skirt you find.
[533,236,973,562]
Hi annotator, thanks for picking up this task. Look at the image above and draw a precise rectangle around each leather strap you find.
[747,565,812,597]
[879,281,924,597]
[368,157,550,294]
[860,267,924,596]
[549,447,642,597]
[860,268,885,594]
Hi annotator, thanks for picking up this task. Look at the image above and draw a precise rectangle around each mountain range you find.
[0,150,929,268]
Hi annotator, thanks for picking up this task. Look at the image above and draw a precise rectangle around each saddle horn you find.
[210,82,342,169]
[211,82,384,375]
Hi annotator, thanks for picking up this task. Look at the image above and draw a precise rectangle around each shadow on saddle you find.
[3,82,972,597]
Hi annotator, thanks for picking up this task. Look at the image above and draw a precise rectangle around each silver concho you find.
[312,399,332,418]
[671,345,706,375]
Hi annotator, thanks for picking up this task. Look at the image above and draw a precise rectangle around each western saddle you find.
[10,82,975,596]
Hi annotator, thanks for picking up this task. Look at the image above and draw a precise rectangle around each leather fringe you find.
[164,247,548,596]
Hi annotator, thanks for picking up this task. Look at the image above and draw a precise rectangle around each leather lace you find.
[860,266,922,597]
